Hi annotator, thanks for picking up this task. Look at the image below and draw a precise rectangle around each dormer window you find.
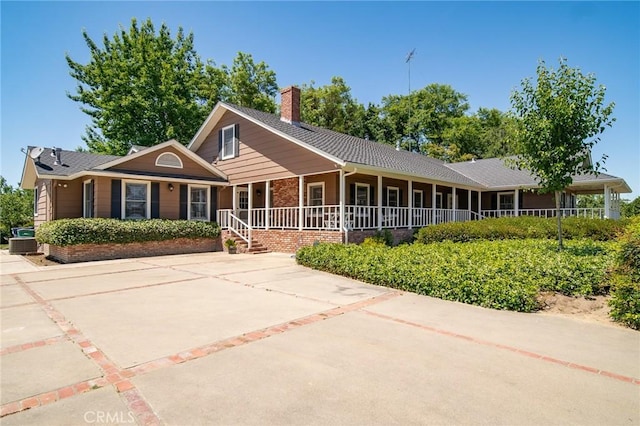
[155,152,183,169]
[220,124,238,160]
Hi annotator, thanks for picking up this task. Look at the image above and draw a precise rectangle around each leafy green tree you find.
[67,18,210,155]
[510,58,615,249]
[577,194,604,209]
[300,77,366,136]
[215,52,278,113]
[0,177,34,242]
[622,197,640,217]
[379,84,469,157]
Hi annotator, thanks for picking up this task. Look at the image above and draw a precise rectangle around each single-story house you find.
[20,86,632,253]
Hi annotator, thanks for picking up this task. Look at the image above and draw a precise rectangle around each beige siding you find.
[195,111,336,184]
[95,176,113,218]
[34,179,51,228]
[54,179,83,219]
[108,146,218,179]
[304,173,339,205]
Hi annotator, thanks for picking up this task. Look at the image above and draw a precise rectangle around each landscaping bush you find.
[36,218,220,246]
[608,217,640,329]
[414,216,625,244]
[297,239,615,312]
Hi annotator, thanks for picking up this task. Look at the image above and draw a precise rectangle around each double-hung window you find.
[386,187,399,207]
[355,183,369,206]
[307,183,324,206]
[498,192,515,210]
[413,190,423,208]
[221,125,236,159]
[189,186,209,221]
[123,181,150,219]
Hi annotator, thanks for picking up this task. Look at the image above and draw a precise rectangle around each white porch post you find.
[232,185,237,214]
[408,180,413,229]
[377,175,383,230]
[452,186,456,222]
[298,176,304,230]
[468,189,472,220]
[265,180,270,230]
[432,183,437,224]
[604,185,611,219]
[248,183,253,227]
[514,190,519,217]
[339,170,345,231]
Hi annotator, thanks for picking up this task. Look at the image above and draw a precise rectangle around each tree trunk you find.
[555,190,563,251]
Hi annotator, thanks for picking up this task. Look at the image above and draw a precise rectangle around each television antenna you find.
[405,48,416,152]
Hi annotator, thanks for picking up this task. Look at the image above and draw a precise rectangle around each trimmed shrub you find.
[608,217,640,329]
[297,239,615,313]
[414,216,625,244]
[36,218,220,246]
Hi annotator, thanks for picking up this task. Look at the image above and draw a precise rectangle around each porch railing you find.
[228,212,251,249]
[218,206,609,232]
[481,208,605,219]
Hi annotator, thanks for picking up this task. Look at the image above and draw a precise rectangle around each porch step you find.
[232,237,270,254]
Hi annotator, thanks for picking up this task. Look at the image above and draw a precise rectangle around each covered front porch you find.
[217,171,619,250]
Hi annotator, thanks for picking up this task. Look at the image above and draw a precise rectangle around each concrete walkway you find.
[0,250,638,425]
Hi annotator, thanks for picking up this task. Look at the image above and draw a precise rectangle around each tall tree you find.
[0,177,34,242]
[66,18,210,154]
[510,58,615,249]
[379,84,469,157]
[214,52,278,113]
[300,77,366,136]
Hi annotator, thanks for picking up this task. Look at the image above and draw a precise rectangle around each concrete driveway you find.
[1,250,638,425]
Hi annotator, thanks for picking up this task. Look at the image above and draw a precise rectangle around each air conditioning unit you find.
[9,238,37,255]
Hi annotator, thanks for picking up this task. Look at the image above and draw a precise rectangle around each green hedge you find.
[608,217,640,329]
[414,216,625,244]
[36,218,220,246]
[297,239,615,312]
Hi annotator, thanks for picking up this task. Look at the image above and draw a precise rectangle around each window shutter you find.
[234,123,240,158]
[210,187,218,222]
[519,190,523,209]
[369,186,375,206]
[88,180,95,218]
[217,129,223,158]
[399,189,404,207]
[349,184,355,205]
[491,193,497,210]
[382,188,387,207]
[180,185,188,220]
[151,182,160,218]
[111,179,121,218]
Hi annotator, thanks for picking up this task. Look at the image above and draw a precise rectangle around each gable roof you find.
[21,140,227,189]
[446,157,632,193]
[189,103,482,188]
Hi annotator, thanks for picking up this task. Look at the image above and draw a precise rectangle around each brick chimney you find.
[280,86,301,125]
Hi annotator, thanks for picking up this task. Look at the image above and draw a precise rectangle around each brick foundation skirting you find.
[346,228,415,245]
[46,237,221,264]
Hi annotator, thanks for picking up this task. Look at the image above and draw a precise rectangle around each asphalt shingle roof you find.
[30,147,120,177]
[225,103,482,187]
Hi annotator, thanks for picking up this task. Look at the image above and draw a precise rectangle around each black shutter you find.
[234,123,240,158]
[180,184,188,220]
[151,182,160,218]
[490,193,497,210]
[111,179,121,218]
[88,180,95,218]
[349,184,355,205]
[382,187,387,207]
[210,187,218,222]
[217,129,223,158]
[519,190,523,209]
[369,186,375,206]
[399,189,404,207]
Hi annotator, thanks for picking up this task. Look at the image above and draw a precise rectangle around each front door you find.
[236,188,249,221]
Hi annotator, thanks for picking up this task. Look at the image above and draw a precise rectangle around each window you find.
[386,187,399,207]
[498,192,515,210]
[155,152,183,169]
[221,125,237,160]
[123,181,150,219]
[436,192,443,209]
[307,183,325,206]
[413,190,423,208]
[355,183,369,206]
[189,186,209,221]
[83,179,94,218]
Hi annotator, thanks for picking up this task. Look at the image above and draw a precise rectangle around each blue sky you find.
[2,1,638,198]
